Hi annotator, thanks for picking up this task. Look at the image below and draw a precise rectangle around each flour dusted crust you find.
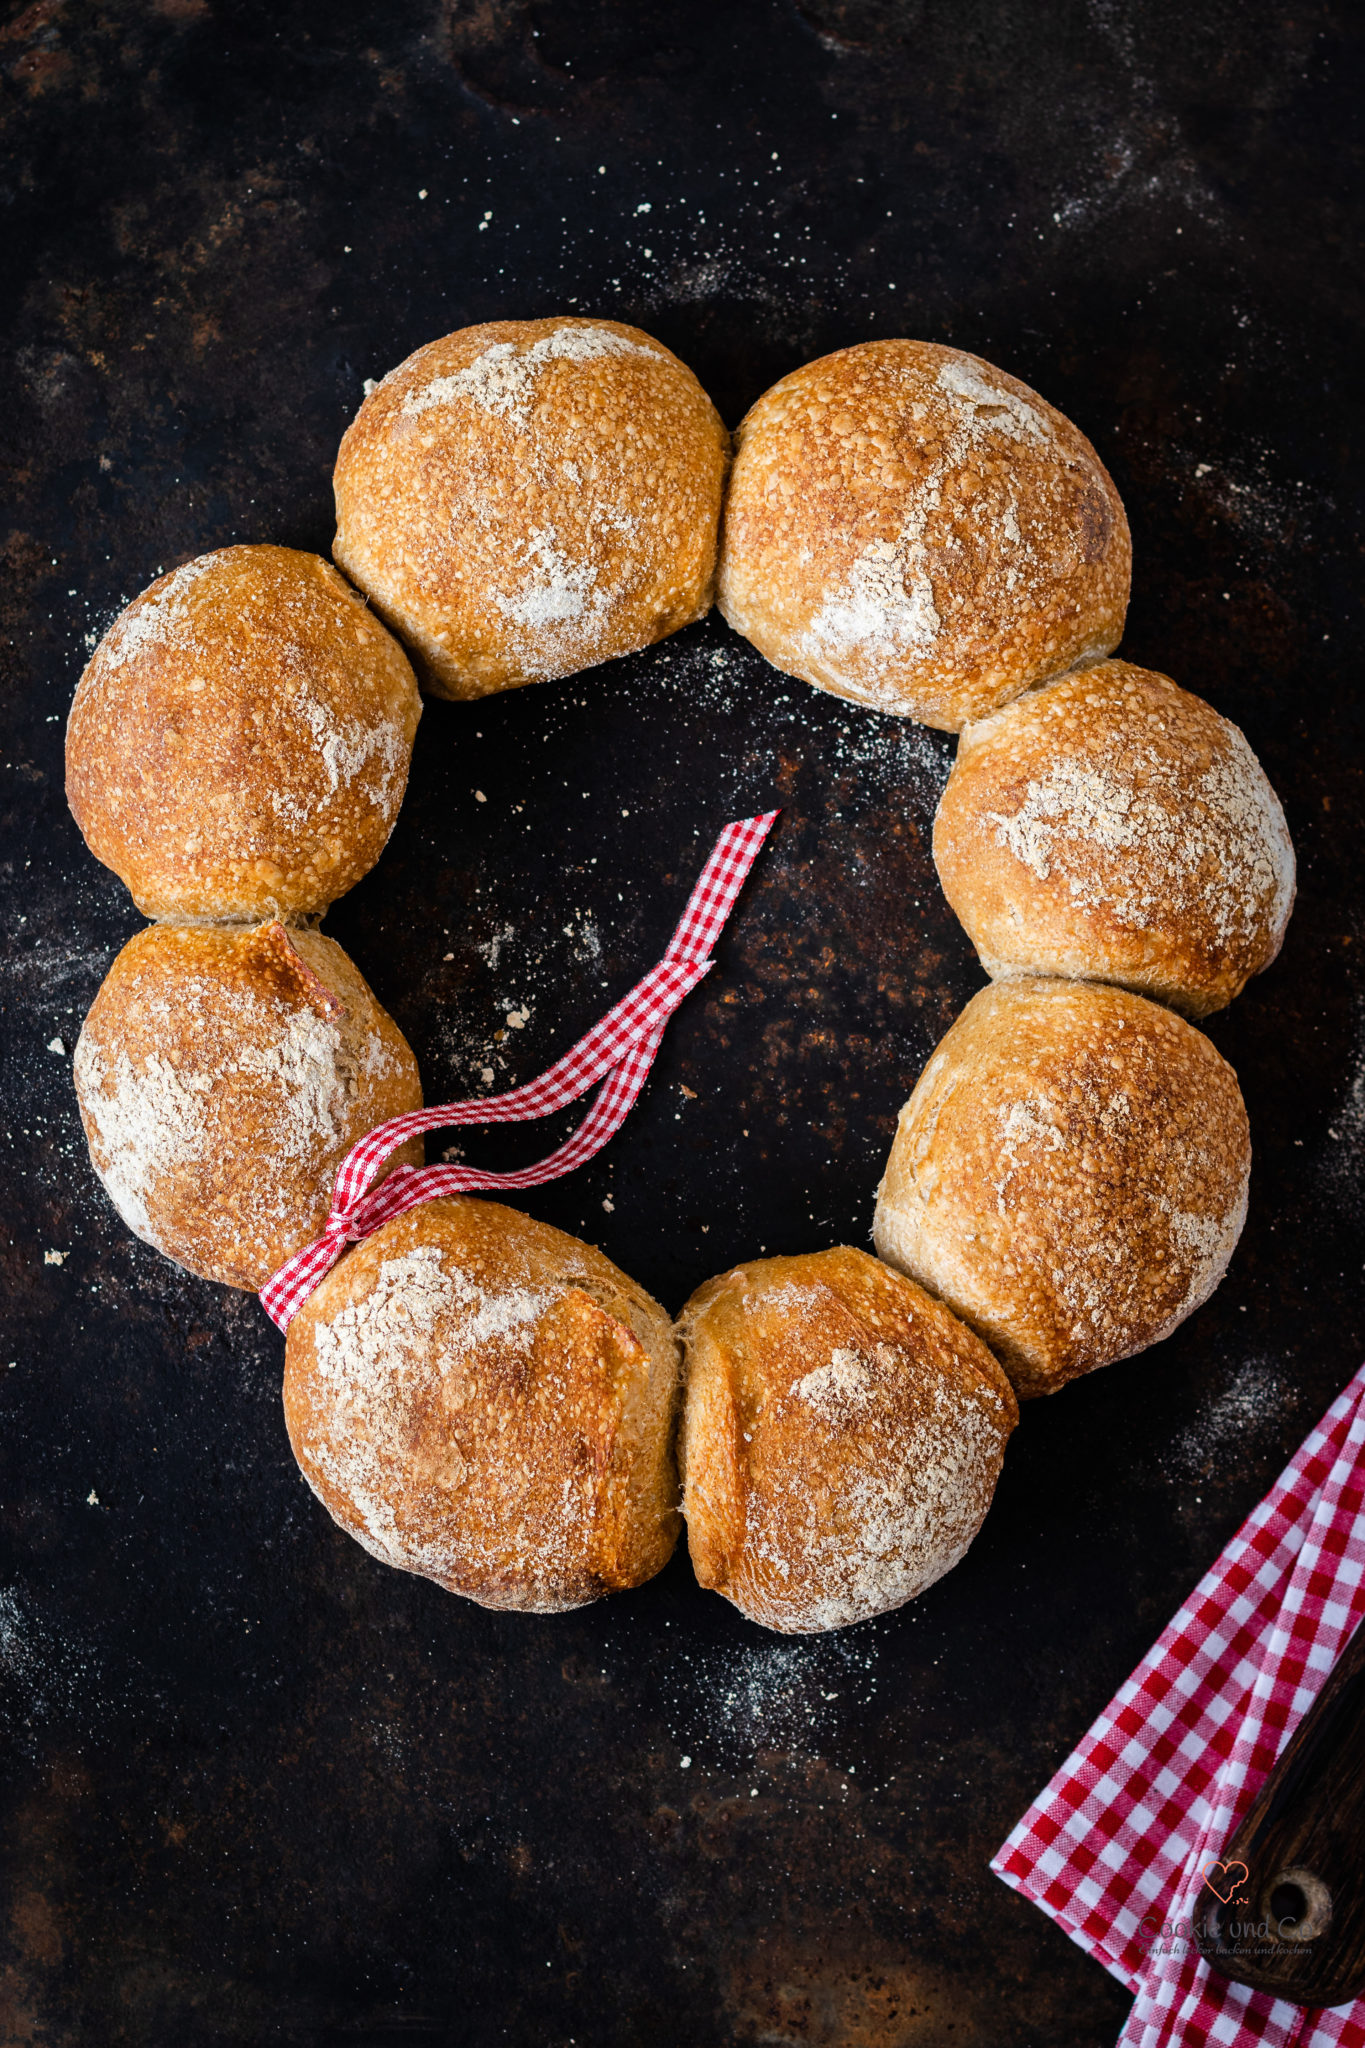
[332,317,730,700]
[678,1247,1017,1633]
[283,1199,681,1612]
[66,545,421,922]
[717,340,1131,731]
[74,922,422,1290]
[934,661,1296,1018]
[873,979,1250,1399]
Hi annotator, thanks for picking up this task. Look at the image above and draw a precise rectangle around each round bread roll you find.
[283,1199,681,1612]
[66,544,421,922]
[873,979,1250,1399]
[717,339,1130,730]
[678,1246,1017,1633]
[332,317,729,699]
[74,922,422,1290]
[933,660,1295,1018]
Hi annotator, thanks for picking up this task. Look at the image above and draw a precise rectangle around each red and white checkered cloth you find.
[259,810,778,1330]
[993,1361,1365,2046]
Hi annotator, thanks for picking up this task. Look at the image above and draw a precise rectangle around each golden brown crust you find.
[678,1247,1017,1633]
[283,1200,681,1612]
[872,979,1250,1398]
[717,340,1131,731]
[73,923,422,1290]
[933,661,1296,1017]
[332,317,730,699]
[66,545,421,922]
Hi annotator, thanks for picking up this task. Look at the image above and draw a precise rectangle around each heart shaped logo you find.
[1202,1859,1250,1905]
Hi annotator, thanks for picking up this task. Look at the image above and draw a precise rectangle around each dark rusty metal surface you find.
[1,3,1362,2041]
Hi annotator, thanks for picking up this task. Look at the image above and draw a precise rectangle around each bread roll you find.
[717,340,1130,730]
[66,545,421,923]
[283,1200,681,1612]
[678,1247,1017,1633]
[933,660,1295,1017]
[873,979,1250,1398]
[74,922,422,1290]
[332,318,729,699]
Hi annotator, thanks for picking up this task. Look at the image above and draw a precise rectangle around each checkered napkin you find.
[259,810,778,1331]
[992,1361,1365,2046]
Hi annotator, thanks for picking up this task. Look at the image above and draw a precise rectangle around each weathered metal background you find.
[1,3,1361,2041]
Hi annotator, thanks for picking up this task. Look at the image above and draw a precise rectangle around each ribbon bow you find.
[259,810,778,1329]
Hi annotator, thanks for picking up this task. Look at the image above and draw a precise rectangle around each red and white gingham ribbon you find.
[259,811,778,1330]
[993,1361,1365,2047]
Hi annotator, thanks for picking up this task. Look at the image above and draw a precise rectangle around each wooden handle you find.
[1193,1617,1365,2008]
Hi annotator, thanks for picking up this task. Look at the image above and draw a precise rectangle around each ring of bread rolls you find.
[74,922,422,1291]
[333,317,730,699]
[932,659,1296,1018]
[679,1247,1017,1632]
[66,544,421,923]
[718,339,1131,731]
[65,321,1291,1636]
[873,977,1252,1400]
[283,1198,682,1612]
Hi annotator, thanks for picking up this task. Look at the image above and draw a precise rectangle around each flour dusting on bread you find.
[680,1247,1017,1633]
[285,1201,682,1614]
[935,660,1296,1016]
[719,338,1129,729]
[401,322,658,428]
[74,925,421,1290]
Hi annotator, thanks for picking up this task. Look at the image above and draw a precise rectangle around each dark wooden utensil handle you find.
[1193,1616,1365,2008]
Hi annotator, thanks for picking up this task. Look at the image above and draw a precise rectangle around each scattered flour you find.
[1316,980,1365,1216]
[661,1626,884,1765]
[427,626,952,1097]
[0,1584,119,1735]
[1165,1356,1294,1480]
